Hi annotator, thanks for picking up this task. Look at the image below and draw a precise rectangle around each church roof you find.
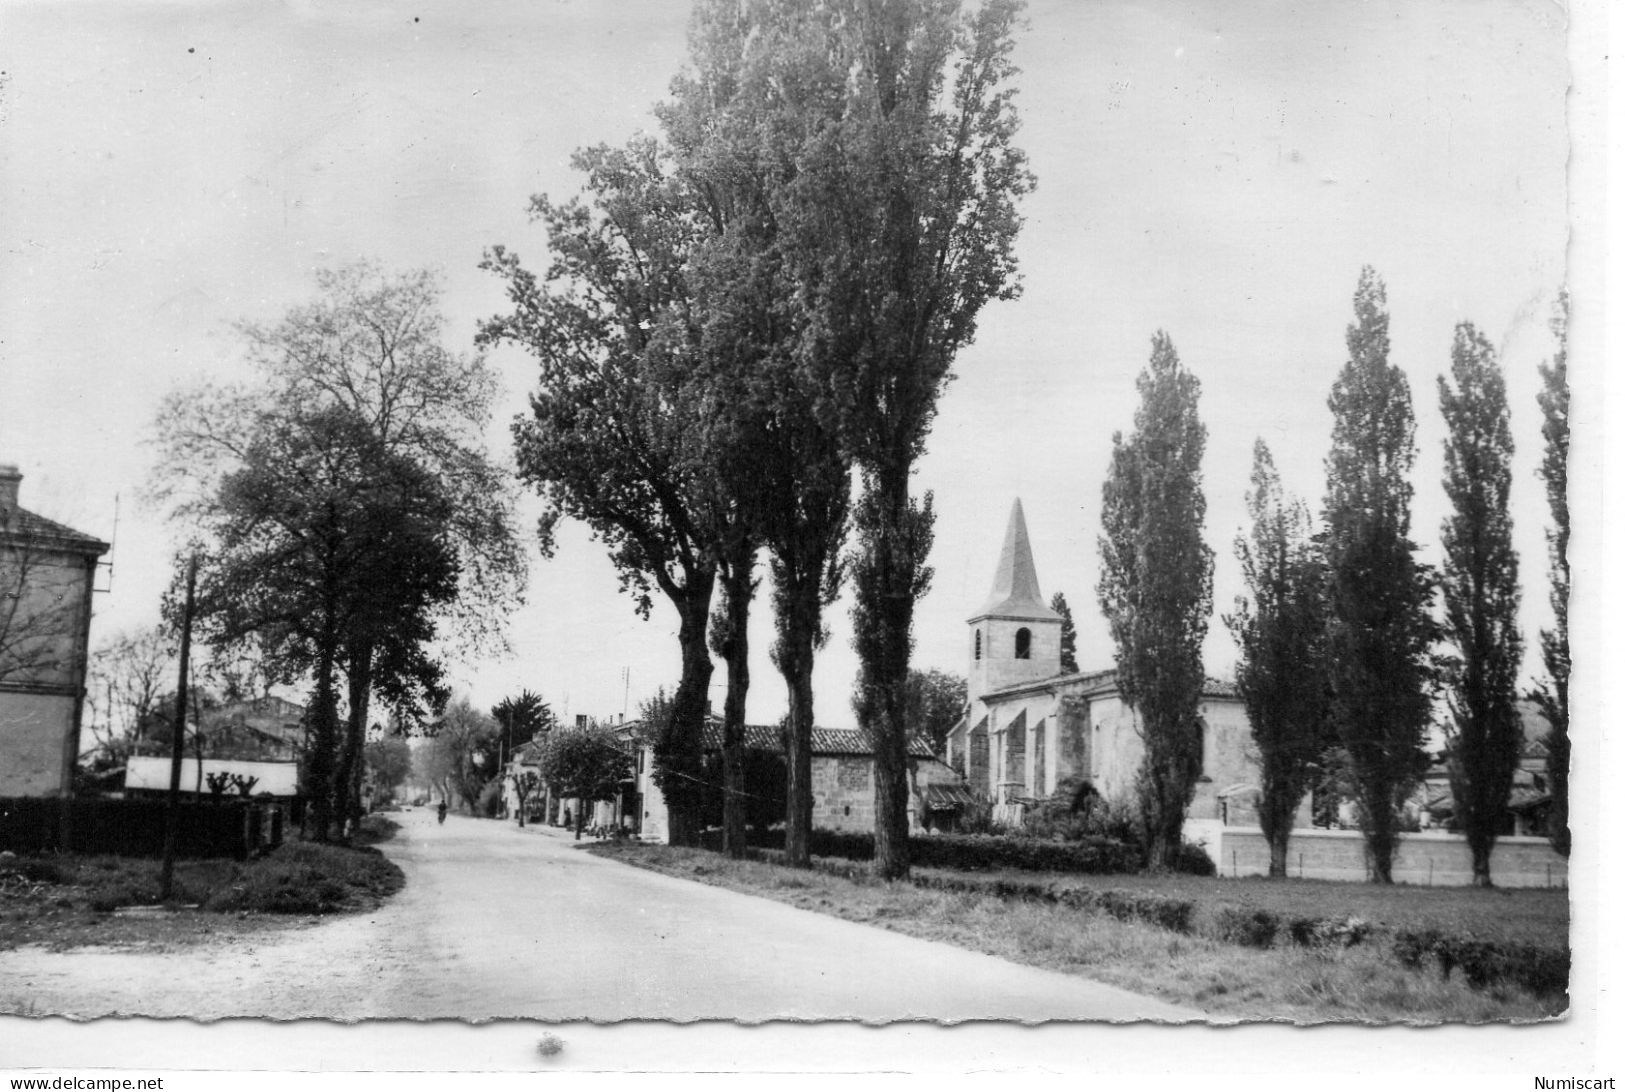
[981,667,1239,703]
[972,498,1060,622]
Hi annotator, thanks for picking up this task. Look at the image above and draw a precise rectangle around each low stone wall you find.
[1207,825,1567,887]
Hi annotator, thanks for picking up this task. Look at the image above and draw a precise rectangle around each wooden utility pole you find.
[159,554,198,901]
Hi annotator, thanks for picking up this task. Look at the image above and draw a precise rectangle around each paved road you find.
[0,809,1201,1022]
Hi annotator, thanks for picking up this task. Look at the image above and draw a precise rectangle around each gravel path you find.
[0,809,1202,1022]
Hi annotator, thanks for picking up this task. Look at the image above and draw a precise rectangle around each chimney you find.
[0,464,19,512]
[575,714,588,729]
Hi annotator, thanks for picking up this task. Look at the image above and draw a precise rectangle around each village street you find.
[0,809,1199,1022]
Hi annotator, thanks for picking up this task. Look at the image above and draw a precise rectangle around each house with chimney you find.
[0,464,109,797]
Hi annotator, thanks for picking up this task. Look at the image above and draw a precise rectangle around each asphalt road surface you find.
[0,808,1201,1022]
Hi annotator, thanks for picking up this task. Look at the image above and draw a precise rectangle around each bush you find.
[1214,907,1281,948]
[0,856,74,885]
[1391,930,1568,998]
[1288,916,1372,949]
[1022,782,1145,849]
[1172,841,1216,876]
[205,840,404,914]
[727,828,1140,874]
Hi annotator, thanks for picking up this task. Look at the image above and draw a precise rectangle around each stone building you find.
[612,716,962,842]
[0,464,109,797]
[945,498,1258,826]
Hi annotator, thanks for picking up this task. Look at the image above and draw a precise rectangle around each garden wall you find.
[1195,823,1567,887]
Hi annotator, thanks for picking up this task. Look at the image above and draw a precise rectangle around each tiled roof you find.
[982,667,1239,702]
[0,505,109,554]
[618,715,936,758]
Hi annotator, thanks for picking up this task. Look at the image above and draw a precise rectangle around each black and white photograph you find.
[0,0,1610,1079]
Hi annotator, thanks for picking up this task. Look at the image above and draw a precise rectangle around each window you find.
[1015,627,1031,659]
[974,630,982,660]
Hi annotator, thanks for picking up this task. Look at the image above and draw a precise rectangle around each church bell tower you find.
[968,498,1063,707]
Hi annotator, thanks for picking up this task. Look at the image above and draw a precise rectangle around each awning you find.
[925,783,980,809]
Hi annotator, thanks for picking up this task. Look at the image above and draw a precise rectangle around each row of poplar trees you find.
[481,0,1034,878]
[1104,267,1570,885]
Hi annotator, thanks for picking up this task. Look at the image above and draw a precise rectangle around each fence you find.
[0,797,288,860]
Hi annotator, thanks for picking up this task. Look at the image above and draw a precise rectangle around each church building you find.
[944,499,1261,826]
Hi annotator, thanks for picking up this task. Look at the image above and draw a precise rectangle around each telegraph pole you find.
[160,554,198,901]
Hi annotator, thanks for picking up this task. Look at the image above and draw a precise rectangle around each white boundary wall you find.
[1188,821,1567,887]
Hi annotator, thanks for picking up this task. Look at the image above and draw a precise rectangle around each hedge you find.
[703,827,1140,874]
[1393,929,1569,999]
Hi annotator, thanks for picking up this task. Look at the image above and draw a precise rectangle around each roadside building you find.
[611,716,962,843]
[0,464,109,797]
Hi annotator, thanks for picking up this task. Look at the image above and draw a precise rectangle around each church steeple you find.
[974,498,1061,621]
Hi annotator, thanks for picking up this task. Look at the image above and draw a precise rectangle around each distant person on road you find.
[437,801,448,825]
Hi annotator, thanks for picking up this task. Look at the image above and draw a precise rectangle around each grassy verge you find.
[0,817,405,951]
[588,841,1566,1023]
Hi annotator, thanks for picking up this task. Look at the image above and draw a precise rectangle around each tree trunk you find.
[717,556,753,860]
[334,639,373,842]
[305,645,340,843]
[1268,832,1289,879]
[1365,798,1396,884]
[779,621,817,868]
[1469,830,1495,887]
[658,571,717,848]
[863,468,920,882]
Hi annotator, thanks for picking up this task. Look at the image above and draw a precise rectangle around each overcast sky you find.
[0,0,1573,731]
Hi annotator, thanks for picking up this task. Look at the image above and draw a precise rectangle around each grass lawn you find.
[587,841,1568,1024]
[907,866,1568,948]
[0,816,405,952]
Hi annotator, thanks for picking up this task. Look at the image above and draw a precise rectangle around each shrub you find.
[1172,841,1216,876]
[1288,916,1372,949]
[1057,887,1195,934]
[1214,907,1281,948]
[2,857,74,885]
[205,840,403,914]
[1391,930,1568,998]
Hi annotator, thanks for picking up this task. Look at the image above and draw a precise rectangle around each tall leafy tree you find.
[152,265,522,835]
[904,668,968,756]
[704,0,1031,880]
[1050,592,1079,672]
[187,406,458,840]
[1531,291,1570,858]
[1097,331,1213,872]
[1322,268,1435,884]
[481,140,730,846]
[1438,321,1522,887]
[659,1,856,867]
[537,722,633,840]
[1226,440,1331,877]
[491,690,557,766]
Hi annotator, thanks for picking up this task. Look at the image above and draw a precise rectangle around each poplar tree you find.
[669,0,1033,879]
[1322,267,1434,884]
[1050,592,1079,673]
[1097,331,1213,872]
[1531,291,1570,858]
[1227,440,1331,877]
[1438,321,1522,886]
